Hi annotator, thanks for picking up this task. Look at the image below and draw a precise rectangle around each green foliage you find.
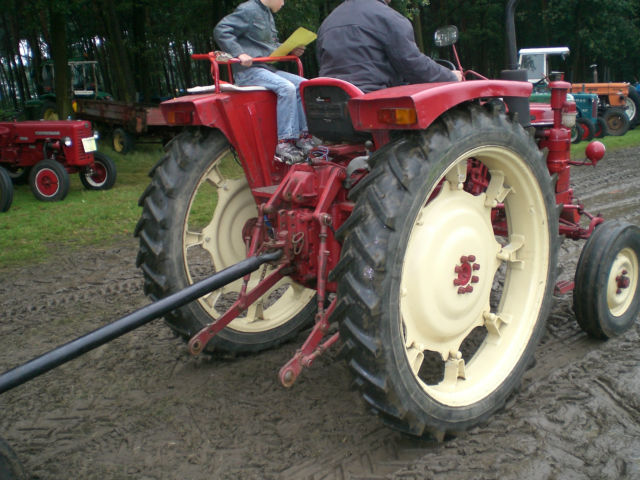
[3,0,640,109]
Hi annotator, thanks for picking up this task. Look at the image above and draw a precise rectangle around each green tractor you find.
[25,60,113,120]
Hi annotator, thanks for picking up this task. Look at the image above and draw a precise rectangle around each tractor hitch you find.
[0,250,282,395]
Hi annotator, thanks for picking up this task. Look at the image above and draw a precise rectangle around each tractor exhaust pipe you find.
[0,250,282,395]
[500,0,530,128]
[505,0,521,70]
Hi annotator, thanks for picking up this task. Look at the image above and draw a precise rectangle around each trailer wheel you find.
[29,159,69,202]
[594,117,608,138]
[334,103,558,437]
[80,151,117,190]
[40,101,58,121]
[112,128,135,154]
[576,117,595,141]
[136,128,316,354]
[602,107,630,136]
[625,86,640,127]
[573,221,640,339]
[0,166,13,212]
[0,437,26,480]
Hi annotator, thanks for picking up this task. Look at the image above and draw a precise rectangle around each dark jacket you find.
[316,0,457,92]
[214,0,280,72]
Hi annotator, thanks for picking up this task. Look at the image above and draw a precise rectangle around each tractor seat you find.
[300,77,370,144]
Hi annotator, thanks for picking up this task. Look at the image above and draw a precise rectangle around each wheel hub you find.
[36,169,59,196]
[453,255,480,294]
[608,248,638,316]
[401,182,500,358]
[615,270,630,293]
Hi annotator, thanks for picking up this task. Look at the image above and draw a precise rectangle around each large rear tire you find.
[135,128,316,354]
[333,104,558,437]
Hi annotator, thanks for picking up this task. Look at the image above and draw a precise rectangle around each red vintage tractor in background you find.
[0,119,116,202]
[0,4,639,473]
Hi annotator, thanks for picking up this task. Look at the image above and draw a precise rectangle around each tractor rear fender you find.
[160,90,278,188]
[348,79,533,131]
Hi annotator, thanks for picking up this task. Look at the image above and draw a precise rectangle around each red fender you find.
[348,80,533,131]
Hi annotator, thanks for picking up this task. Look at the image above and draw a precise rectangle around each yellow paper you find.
[270,27,317,57]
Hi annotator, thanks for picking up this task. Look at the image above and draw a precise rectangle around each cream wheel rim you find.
[400,146,550,407]
[182,150,315,333]
[607,247,638,317]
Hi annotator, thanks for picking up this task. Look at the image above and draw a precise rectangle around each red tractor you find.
[0,119,116,202]
[132,21,639,437]
[0,0,638,458]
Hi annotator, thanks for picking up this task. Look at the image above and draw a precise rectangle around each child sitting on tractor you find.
[214,0,315,164]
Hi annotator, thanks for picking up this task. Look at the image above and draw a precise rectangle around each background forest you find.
[2,0,640,115]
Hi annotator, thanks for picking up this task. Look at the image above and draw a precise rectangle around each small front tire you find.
[574,221,640,339]
[29,159,70,202]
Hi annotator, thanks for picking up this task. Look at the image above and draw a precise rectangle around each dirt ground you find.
[1,145,640,480]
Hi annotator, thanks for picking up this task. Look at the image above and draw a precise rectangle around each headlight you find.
[62,136,73,147]
[93,131,100,140]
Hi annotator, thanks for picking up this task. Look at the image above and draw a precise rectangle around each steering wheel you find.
[435,58,457,71]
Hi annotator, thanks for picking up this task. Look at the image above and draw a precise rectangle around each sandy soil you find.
[1,145,639,480]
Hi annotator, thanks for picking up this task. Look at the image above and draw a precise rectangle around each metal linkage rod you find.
[0,251,282,395]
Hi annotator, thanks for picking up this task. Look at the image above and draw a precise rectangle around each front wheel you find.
[112,127,135,154]
[29,159,70,202]
[576,117,595,141]
[135,128,316,354]
[334,103,558,437]
[574,221,640,339]
[80,151,117,190]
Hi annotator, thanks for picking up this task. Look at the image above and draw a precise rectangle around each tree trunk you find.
[94,0,135,102]
[49,2,70,118]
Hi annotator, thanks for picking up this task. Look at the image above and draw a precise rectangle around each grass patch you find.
[571,126,640,159]
[0,142,163,268]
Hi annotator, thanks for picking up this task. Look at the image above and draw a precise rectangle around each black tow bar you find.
[0,251,282,395]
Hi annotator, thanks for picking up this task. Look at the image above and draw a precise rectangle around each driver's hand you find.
[238,53,253,67]
[453,70,463,81]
